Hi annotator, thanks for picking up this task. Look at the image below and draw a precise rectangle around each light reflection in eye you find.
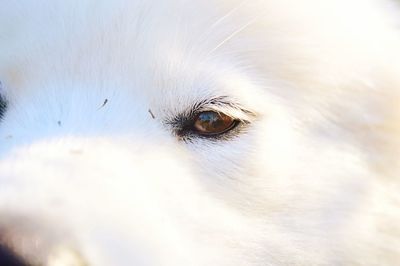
[193,111,236,136]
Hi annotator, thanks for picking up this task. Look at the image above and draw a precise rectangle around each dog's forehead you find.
[1,0,399,112]
[0,2,242,105]
[0,0,270,121]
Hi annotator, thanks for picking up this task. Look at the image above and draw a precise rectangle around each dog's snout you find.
[0,217,87,266]
[0,219,40,266]
[0,244,28,266]
[0,230,43,266]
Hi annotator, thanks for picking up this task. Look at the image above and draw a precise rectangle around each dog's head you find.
[0,1,399,265]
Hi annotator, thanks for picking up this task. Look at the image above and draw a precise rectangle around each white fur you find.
[0,0,399,265]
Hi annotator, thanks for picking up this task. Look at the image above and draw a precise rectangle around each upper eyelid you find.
[189,96,257,122]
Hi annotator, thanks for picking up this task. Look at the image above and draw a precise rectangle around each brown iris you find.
[193,111,236,136]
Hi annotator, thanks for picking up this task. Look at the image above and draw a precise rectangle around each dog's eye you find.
[0,95,7,120]
[170,97,254,140]
[192,111,237,136]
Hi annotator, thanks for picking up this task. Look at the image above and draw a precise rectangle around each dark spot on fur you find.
[148,109,156,119]
[98,99,108,109]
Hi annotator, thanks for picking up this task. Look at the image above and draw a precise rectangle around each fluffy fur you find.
[0,0,399,265]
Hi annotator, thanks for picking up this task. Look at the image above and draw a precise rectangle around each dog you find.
[0,0,399,265]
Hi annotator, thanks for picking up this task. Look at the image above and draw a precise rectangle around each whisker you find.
[209,0,248,29]
[206,17,258,57]
[186,0,248,60]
